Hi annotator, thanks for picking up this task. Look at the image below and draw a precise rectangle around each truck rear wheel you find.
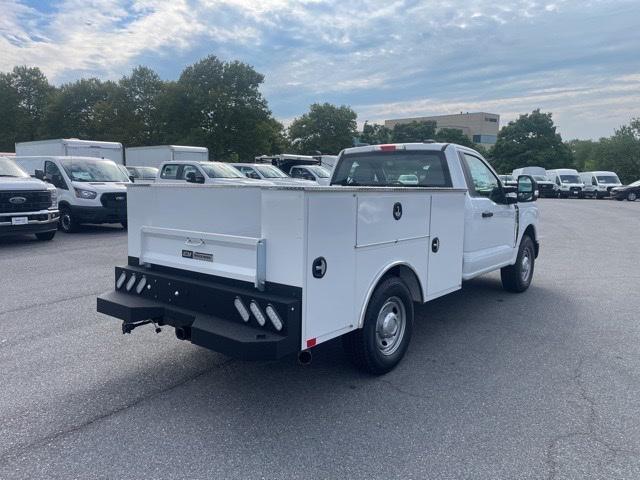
[501,235,535,293]
[343,277,414,375]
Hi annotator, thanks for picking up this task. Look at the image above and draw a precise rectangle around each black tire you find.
[627,192,637,202]
[35,230,56,241]
[59,206,78,233]
[616,196,624,201]
[343,277,414,375]
[501,235,535,293]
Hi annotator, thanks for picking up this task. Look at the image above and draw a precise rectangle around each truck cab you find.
[14,156,130,232]
[0,157,59,241]
[579,171,622,198]
[546,169,584,198]
[156,161,267,185]
[98,143,539,374]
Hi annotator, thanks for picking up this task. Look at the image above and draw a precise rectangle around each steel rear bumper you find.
[97,264,302,360]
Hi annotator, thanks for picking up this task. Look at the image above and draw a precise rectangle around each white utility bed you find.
[127,183,466,347]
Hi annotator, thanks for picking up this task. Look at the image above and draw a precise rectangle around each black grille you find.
[100,192,127,209]
[539,184,554,191]
[0,190,51,213]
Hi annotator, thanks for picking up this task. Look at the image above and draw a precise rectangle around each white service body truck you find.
[98,143,539,374]
[15,138,124,164]
[125,145,209,169]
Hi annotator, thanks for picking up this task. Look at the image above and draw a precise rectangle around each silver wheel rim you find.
[375,297,406,356]
[61,214,71,231]
[521,249,532,283]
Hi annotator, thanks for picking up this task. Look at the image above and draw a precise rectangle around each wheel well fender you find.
[522,223,539,258]
[357,262,423,329]
[58,200,71,210]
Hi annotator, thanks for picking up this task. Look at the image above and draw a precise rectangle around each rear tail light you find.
[116,272,127,289]
[136,276,147,294]
[234,297,250,322]
[125,274,137,292]
[379,144,396,152]
[249,301,266,326]
[265,305,283,331]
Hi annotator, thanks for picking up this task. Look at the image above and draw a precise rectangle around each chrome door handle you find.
[482,211,494,218]
[185,238,204,247]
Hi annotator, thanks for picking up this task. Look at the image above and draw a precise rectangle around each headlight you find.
[74,188,97,199]
[49,188,58,209]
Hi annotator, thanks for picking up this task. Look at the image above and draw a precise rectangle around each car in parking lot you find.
[611,179,640,201]
[289,165,331,185]
[0,156,59,240]
[231,163,315,185]
[579,171,622,198]
[156,161,267,185]
[125,166,158,183]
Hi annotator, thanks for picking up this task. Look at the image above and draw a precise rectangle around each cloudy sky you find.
[1,0,639,139]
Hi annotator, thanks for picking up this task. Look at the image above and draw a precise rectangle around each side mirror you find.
[129,175,135,183]
[34,169,45,180]
[185,171,205,184]
[517,175,538,202]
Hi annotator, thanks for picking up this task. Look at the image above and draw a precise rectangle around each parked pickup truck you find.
[0,157,59,240]
[98,143,539,374]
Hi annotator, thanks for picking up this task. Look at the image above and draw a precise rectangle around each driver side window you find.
[462,154,499,198]
[44,161,67,189]
[180,165,198,180]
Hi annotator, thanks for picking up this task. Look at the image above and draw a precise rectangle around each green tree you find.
[390,121,436,143]
[434,127,475,148]
[567,139,598,171]
[0,73,19,151]
[288,103,358,154]
[44,78,120,140]
[359,121,391,145]
[176,55,278,161]
[490,109,573,173]
[116,66,165,145]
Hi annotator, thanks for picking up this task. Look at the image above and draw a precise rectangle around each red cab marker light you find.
[306,338,317,348]
[379,145,396,152]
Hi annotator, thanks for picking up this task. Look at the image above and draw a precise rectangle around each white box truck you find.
[125,145,209,169]
[98,142,540,374]
[15,139,123,164]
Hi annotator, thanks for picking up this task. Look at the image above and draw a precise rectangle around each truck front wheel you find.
[501,235,535,293]
[343,277,414,375]
[59,207,78,233]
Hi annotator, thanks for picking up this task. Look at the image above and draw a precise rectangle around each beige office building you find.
[384,112,500,145]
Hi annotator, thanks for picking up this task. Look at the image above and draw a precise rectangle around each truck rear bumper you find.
[97,264,302,360]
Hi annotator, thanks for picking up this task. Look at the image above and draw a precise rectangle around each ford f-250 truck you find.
[97,143,539,374]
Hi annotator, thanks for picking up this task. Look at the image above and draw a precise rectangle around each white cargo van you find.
[579,171,622,198]
[512,167,556,198]
[546,169,584,198]
[98,142,540,374]
[15,139,124,164]
[0,157,59,240]
[14,156,130,232]
[156,161,266,185]
[125,145,208,169]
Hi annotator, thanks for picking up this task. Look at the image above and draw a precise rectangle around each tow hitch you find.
[122,318,162,334]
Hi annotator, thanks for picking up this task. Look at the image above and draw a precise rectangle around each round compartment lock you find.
[431,237,440,253]
[393,202,403,220]
[312,257,327,278]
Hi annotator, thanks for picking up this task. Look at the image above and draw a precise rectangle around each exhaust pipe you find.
[175,327,189,341]
[298,350,312,365]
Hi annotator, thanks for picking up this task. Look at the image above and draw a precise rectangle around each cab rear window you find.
[332,150,452,187]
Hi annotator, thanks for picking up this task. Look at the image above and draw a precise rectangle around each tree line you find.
[1,57,638,182]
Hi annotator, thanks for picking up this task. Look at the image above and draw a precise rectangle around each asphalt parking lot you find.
[1,199,639,479]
